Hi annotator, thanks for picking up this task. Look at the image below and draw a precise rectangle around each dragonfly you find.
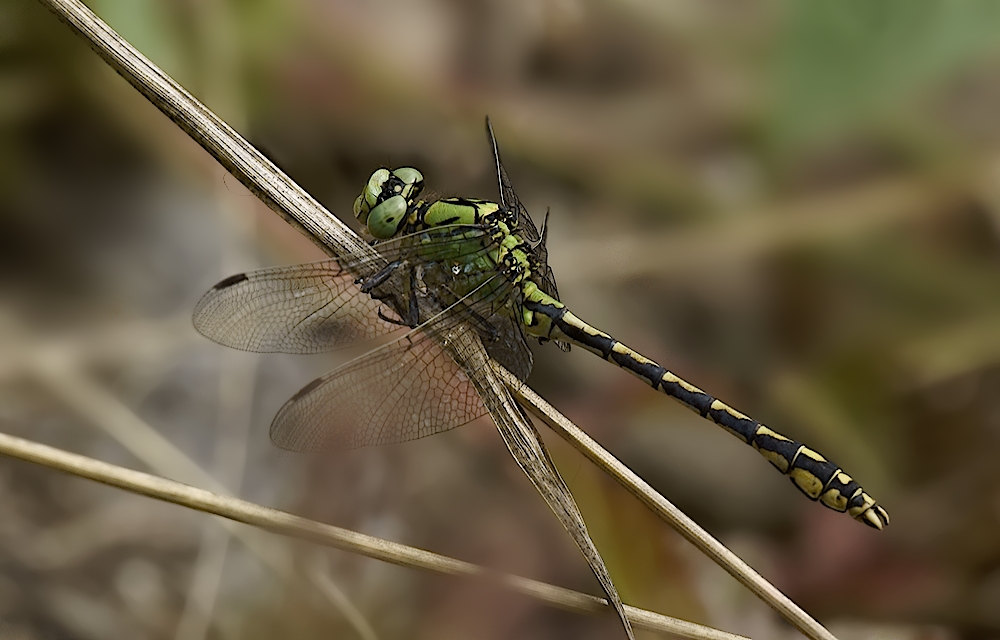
[193,118,889,531]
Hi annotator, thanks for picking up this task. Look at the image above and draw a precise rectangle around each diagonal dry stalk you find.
[497,364,837,640]
[36,0,634,636]
[446,326,632,636]
[0,430,746,640]
[33,1,840,639]
[11,320,378,640]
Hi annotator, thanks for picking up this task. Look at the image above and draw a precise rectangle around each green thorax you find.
[407,198,536,284]
[353,167,564,338]
[410,198,567,341]
[412,197,503,230]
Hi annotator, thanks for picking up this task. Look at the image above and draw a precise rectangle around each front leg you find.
[377,307,411,327]
[358,259,403,294]
[367,264,423,328]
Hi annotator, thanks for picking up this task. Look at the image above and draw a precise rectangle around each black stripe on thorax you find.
[447,196,481,207]
[407,201,432,232]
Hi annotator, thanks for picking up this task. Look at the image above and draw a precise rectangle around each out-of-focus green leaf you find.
[771,0,1000,149]
[90,0,186,83]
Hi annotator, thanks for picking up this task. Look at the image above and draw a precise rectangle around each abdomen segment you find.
[525,298,890,530]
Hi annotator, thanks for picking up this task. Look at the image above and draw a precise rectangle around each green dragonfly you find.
[193,118,888,531]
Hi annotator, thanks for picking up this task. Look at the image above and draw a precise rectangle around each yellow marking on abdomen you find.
[789,466,824,498]
[848,492,877,519]
[710,399,750,421]
[753,425,791,442]
[561,311,612,339]
[755,447,791,473]
[661,371,705,395]
[796,447,827,463]
[611,343,657,365]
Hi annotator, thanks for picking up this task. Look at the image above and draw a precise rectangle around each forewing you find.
[345,224,500,280]
[486,117,539,243]
[193,261,401,354]
[270,328,487,451]
[193,226,504,355]
[484,117,562,302]
[481,305,533,382]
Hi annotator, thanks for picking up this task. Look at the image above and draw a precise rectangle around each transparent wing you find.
[269,275,518,451]
[485,116,562,302]
[270,327,488,451]
[343,223,501,280]
[482,304,533,381]
[486,117,539,245]
[193,261,400,354]
[193,225,508,355]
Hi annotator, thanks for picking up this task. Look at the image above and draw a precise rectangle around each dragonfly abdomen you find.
[522,293,890,530]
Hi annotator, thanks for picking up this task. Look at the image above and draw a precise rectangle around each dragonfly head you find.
[354,167,424,238]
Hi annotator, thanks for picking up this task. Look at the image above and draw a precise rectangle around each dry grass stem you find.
[36,0,641,635]
[498,363,839,640]
[27,346,380,637]
[0,307,377,637]
[0,430,747,640]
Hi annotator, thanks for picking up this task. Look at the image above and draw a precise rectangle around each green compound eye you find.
[353,194,367,224]
[366,194,407,239]
[365,168,390,208]
[392,167,424,201]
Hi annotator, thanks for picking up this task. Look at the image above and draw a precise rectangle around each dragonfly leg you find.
[377,307,411,327]
[370,268,422,328]
[358,260,403,293]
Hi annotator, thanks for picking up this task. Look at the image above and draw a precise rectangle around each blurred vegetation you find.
[2,0,1000,638]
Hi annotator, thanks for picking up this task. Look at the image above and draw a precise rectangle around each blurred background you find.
[1,0,999,638]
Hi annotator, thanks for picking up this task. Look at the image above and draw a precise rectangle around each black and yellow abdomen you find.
[520,283,890,530]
